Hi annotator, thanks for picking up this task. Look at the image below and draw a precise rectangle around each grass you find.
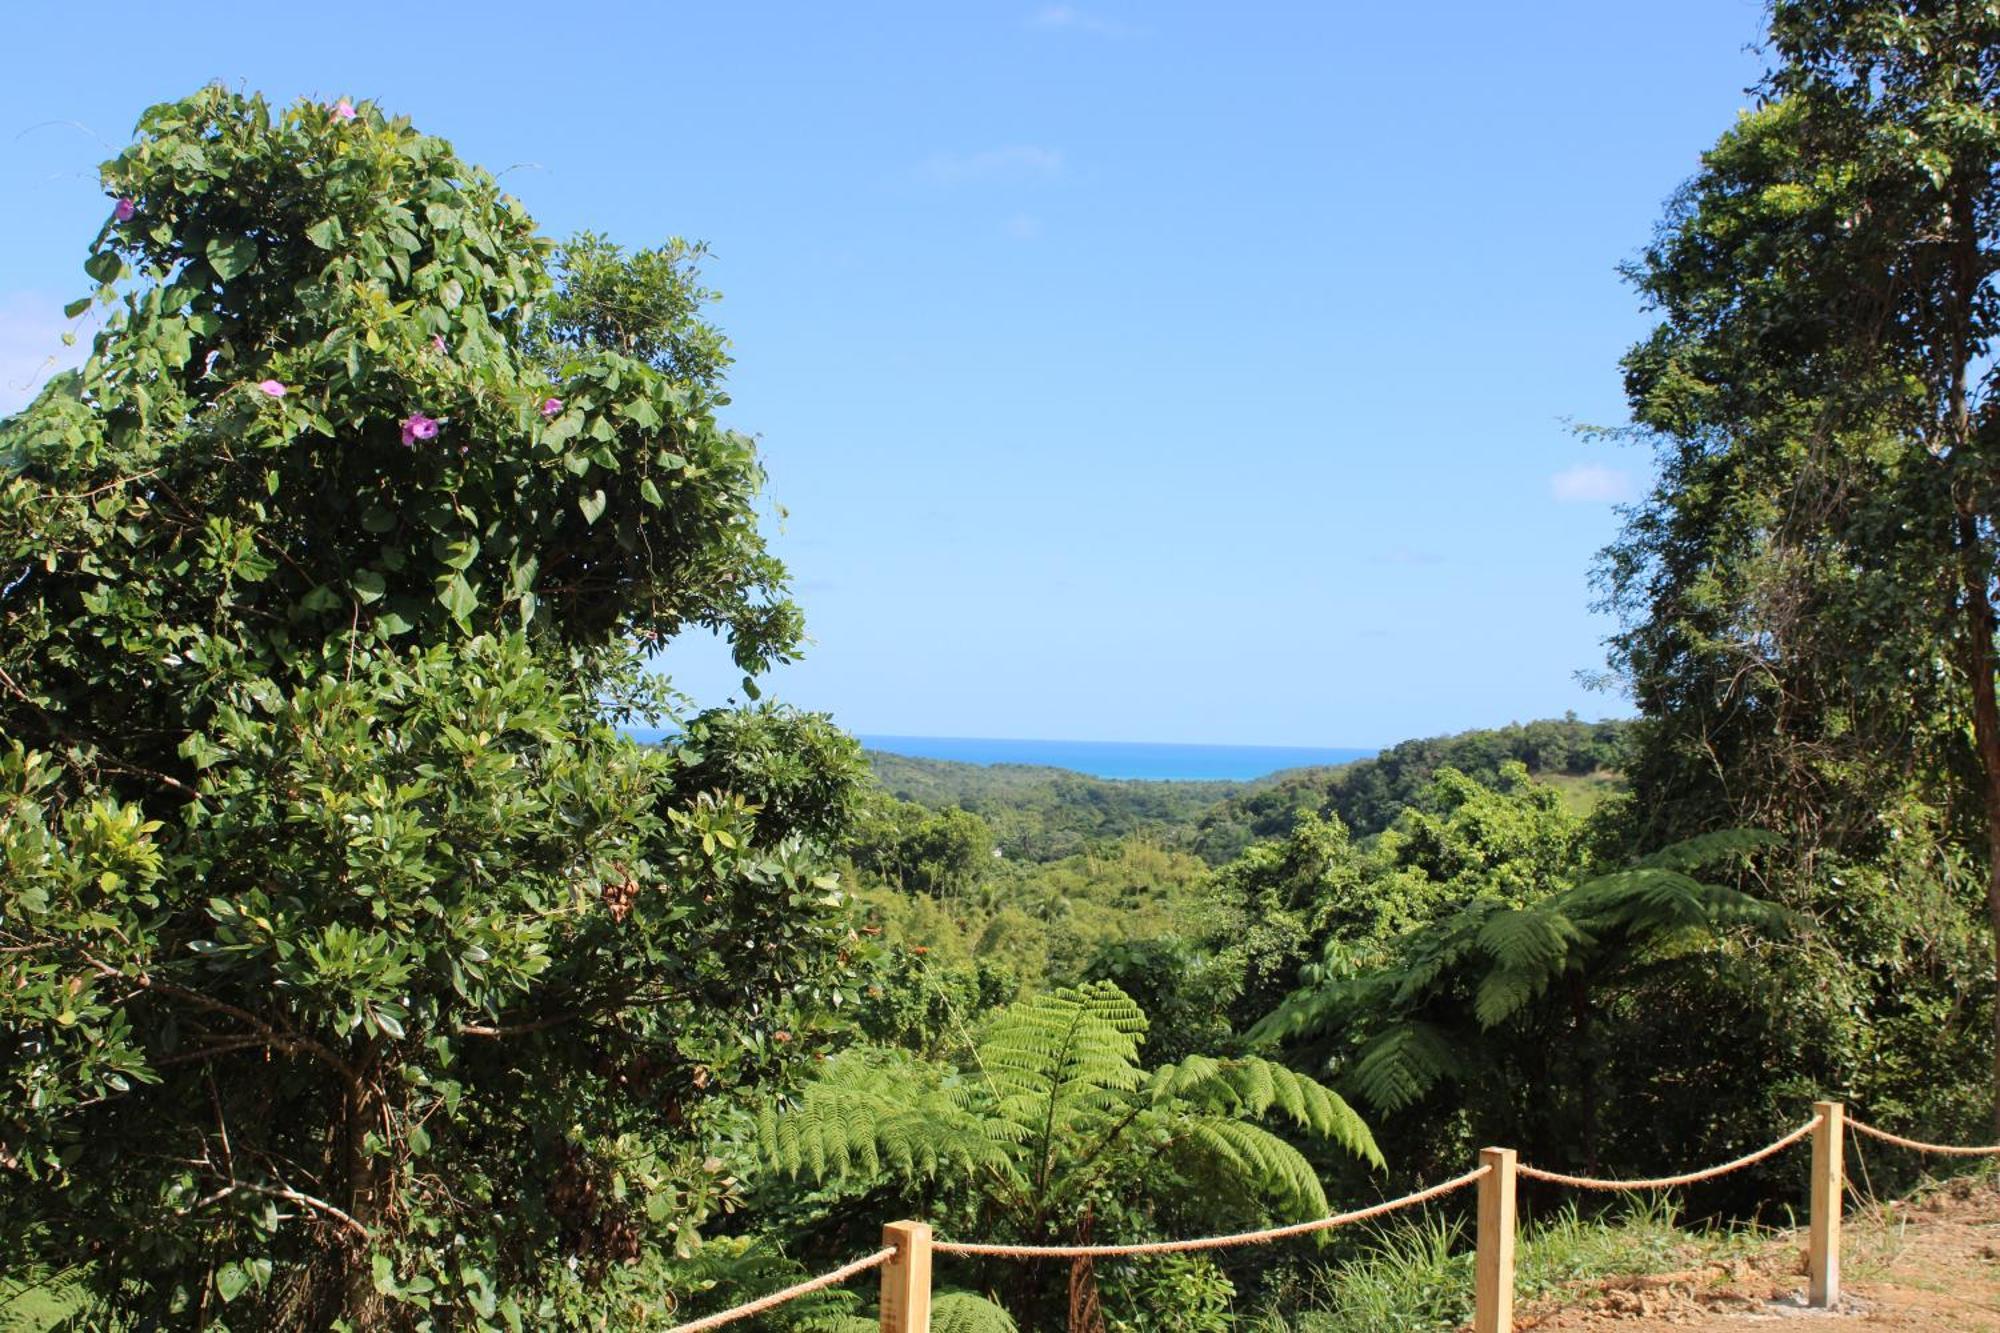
[1244,1195,1766,1332]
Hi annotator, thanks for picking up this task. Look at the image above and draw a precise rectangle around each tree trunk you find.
[1570,977,1601,1176]
[341,1072,387,1328]
[1956,520,2000,1134]
[1945,172,2000,1135]
[1065,1205,1107,1333]
[1067,1257,1106,1333]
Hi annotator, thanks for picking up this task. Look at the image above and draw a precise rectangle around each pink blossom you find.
[333,99,357,123]
[257,380,287,398]
[112,197,135,222]
[400,412,440,446]
[539,397,563,419]
[431,334,448,354]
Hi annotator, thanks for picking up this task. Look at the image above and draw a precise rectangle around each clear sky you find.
[0,1,1771,748]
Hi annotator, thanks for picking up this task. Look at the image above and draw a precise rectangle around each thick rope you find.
[666,1245,896,1333]
[1848,1117,2000,1157]
[1515,1116,1821,1191]
[931,1166,1490,1259]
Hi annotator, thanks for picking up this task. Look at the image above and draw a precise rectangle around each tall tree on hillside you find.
[1604,0,2000,1114]
[0,89,866,1326]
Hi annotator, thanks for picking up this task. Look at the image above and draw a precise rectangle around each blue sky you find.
[0,2,1770,748]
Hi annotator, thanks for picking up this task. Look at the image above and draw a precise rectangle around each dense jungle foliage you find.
[7,2,2000,1326]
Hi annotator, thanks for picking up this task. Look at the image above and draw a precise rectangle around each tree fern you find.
[0,1266,113,1333]
[1347,1021,1467,1113]
[1147,1055,1380,1166]
[759,1048,1013,1185]
[1170,1115,1332,1219]
[1259,830,1789,1114]
[762,982,1380,1327]
[821,1290,1017,1333]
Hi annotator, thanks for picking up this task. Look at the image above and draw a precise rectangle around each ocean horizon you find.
[857,735,1375,782]
[622,727,1376,782]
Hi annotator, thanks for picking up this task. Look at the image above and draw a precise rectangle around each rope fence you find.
[1515,1115,1822,1191]
[931,1167,1489,1259]
[1848,1116,2000,1157]
[666,1101,2000,1333]
[665,1245,895,1333]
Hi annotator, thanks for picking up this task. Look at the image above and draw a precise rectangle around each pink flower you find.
[112,197,135,222]
[539,397,563,419]
[431,334,448,354]
[400,412,440,446]
[257,380,287,398]
[333,99,357,123]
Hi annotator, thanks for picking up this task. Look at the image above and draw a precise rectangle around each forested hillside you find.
[865,751,1240,860]
[862,713,1630,867]
[1191,714,1630,862]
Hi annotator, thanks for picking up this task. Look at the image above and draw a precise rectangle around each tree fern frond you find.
[760,1049,1009,1184]
[0,1266,109,1333]
[1146,1056,1382,1166]
[1247,969,1395,1044]
[1630,828,1778,873]
[1473,963,1555,1027]
[1474,905,1586,974]
[1171,1115,1332,1220]
[1562,868,1791,937]
[982,983,1147,1150]
[821,1292,1017,1333]
[933,1293,1020,1333]
[1390,903,1497,1005]
[1349,1021,1464,1112]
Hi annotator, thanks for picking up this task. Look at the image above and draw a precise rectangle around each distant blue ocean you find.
[857,735,1374,783]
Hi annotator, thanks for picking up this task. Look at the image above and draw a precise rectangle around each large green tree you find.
[0,89,866,1327]
[1603,0,2000,1114]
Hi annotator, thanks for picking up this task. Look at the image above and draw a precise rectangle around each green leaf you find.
[206,236,258,281]
[216,1262,249,1303]
[433,533,479,570]
[352,569,387,604]
[63,296,91,319]
[578,490,607,525]
[83,251,124,285]
[639,477,663,508]
[438,573,478,622]
[305,217,343,250]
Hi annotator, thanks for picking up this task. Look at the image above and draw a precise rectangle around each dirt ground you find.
[1520,1176,2000,1330]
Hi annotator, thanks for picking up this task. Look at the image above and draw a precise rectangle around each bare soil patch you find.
[1520,1177,2000,1330]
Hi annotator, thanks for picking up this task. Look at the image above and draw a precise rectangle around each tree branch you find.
[81,953,356,1084]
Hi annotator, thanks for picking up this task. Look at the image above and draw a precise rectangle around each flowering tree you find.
[0,88,867,1327]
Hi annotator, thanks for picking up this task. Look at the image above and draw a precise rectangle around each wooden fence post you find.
[1808,1100,1843,1308]
[879,1220,932,1333]
[1474,1147,1516,1333]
